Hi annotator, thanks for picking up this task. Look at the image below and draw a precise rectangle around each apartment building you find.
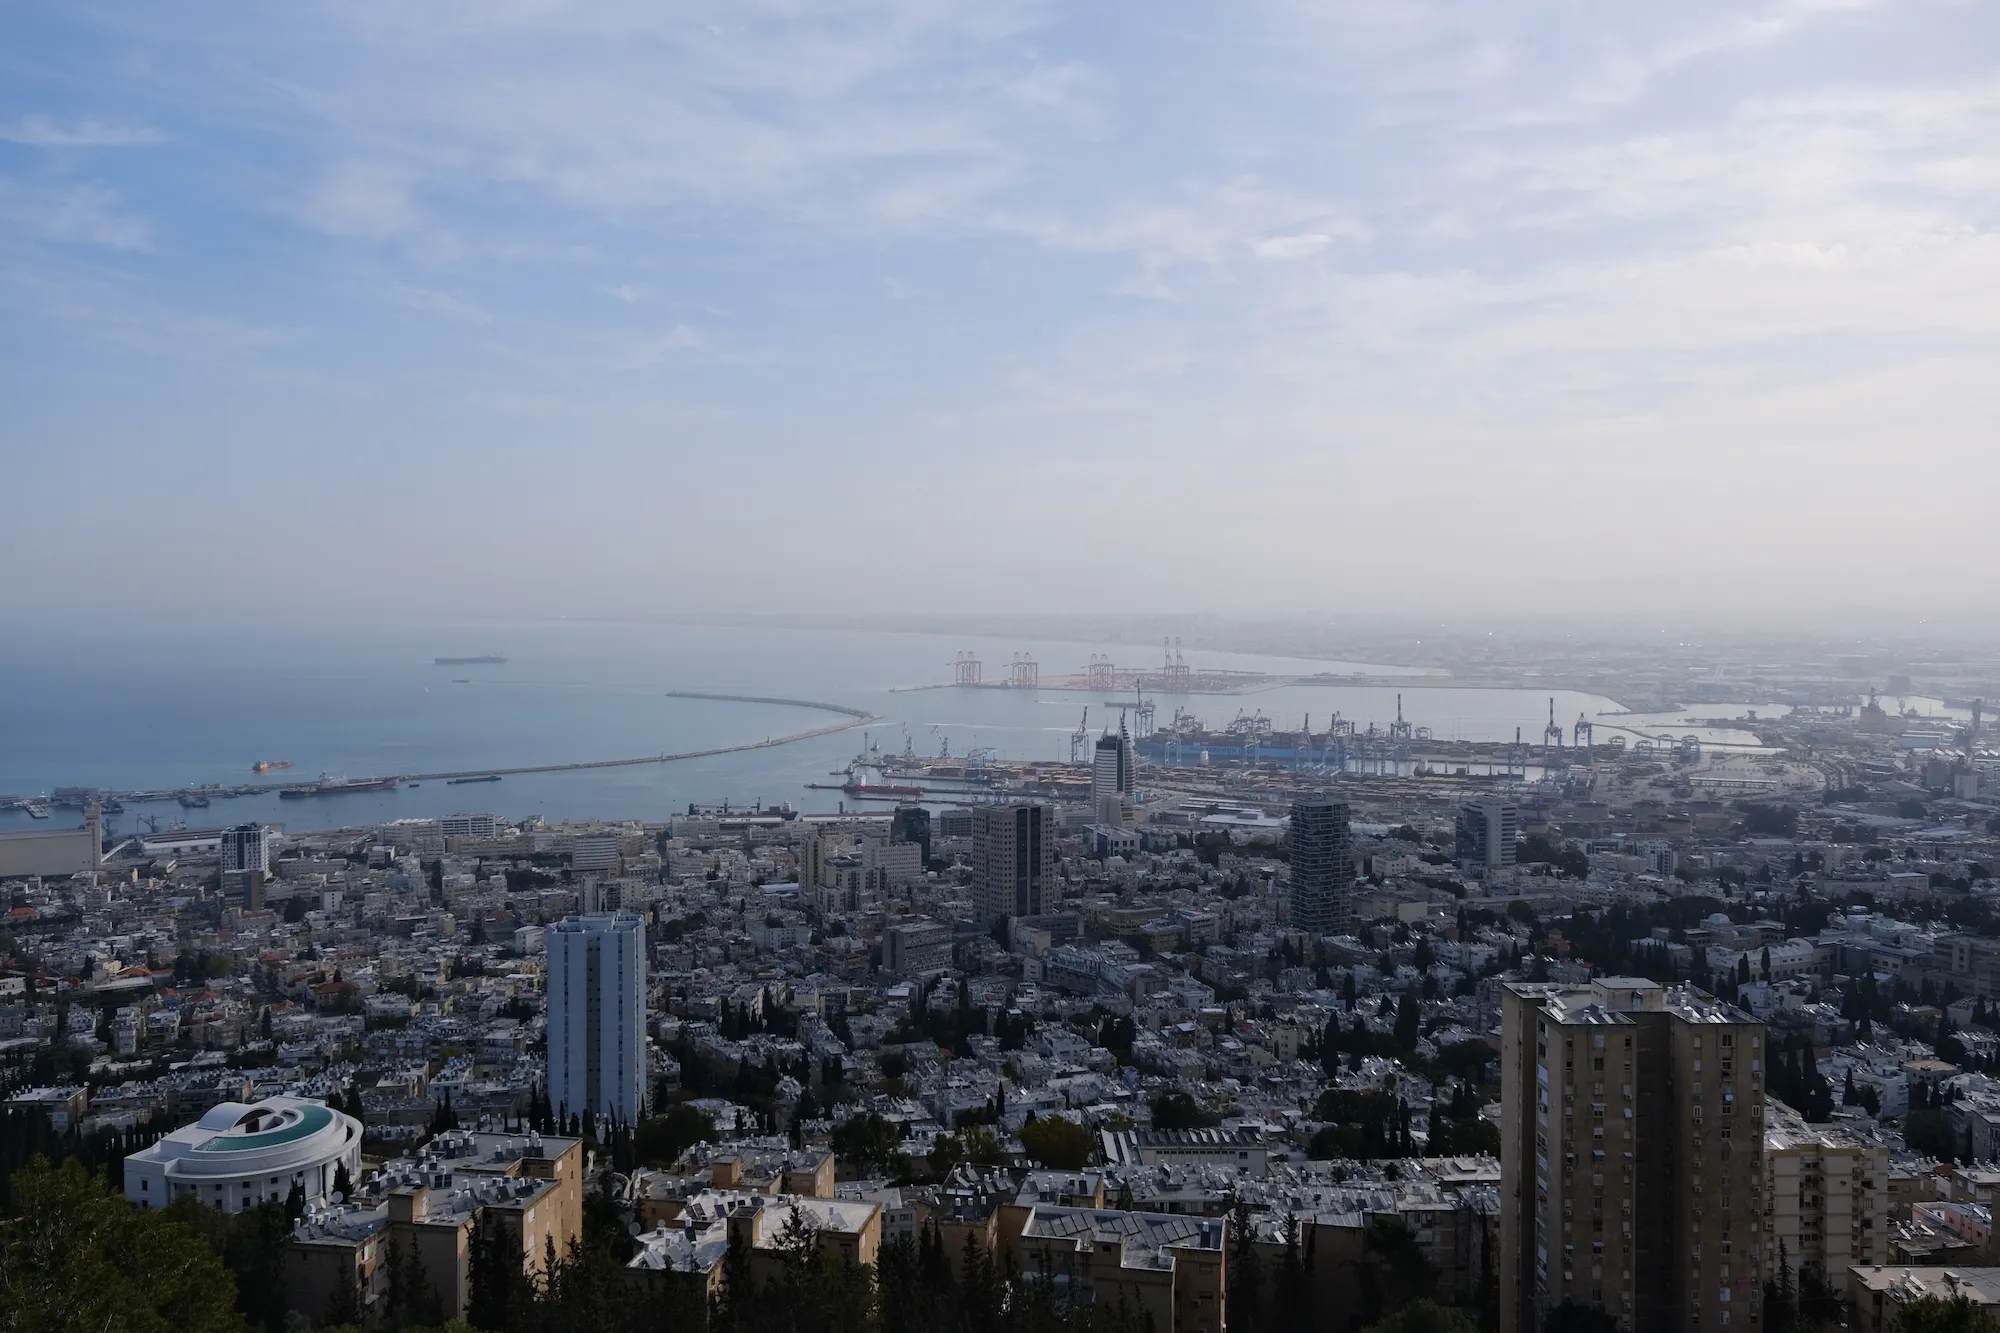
[1285,795,1354,935]
[286,1129,584,1324]
[973,803,1054,922]
[1764,1101,1889,1281]
[1500,977,1767,1333]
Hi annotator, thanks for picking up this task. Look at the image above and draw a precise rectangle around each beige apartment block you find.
[1500,978,1767,1333]
[1764,1102,1889,1282]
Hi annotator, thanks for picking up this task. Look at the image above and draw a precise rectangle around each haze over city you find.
[5,0,1999,620]
[18,6,2000,1333]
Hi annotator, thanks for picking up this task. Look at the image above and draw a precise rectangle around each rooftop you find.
[1020,1205,1226,1271]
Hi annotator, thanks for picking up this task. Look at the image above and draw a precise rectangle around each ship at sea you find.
[447,774,503,785]
[279,775,401,799]
[813,751,927,800]
[842,781,924,799]
[252,760,292,773]
[434,656,507,666]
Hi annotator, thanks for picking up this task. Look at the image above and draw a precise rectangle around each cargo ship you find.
[434,656,507,666]
[841,781,925,798]
[279,775,401,799]
[252,760,292,773]
[447,774,502,785]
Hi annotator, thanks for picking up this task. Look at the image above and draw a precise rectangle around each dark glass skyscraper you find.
[891,805,932,865]
[1286,795,1354,935]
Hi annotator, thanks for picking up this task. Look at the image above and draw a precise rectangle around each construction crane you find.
[966,746,998,783]
[1388,693,1413,742]
[1103,685,1155,739]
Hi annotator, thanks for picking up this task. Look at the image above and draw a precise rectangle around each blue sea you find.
[0,619,1633,836]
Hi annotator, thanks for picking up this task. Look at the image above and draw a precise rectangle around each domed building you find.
[123,1094,362,1213]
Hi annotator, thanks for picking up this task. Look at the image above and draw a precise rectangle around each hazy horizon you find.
[5,1,1998,621]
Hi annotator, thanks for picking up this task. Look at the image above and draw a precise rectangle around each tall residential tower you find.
[1456,796,1520,871]
[1499,978,1766,1333]
[973,802,1054,922]
[1285,796,1354,936]
[547,913,647,1125]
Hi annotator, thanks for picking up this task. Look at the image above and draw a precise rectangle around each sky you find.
[3,0,1998,624]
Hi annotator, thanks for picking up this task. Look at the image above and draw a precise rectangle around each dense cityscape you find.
[6,0,1995,1329]
[5,641,2000,1333]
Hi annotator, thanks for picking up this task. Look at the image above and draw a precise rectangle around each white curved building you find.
[123,1095,363,1213]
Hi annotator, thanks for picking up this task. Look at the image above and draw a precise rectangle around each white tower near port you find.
[1092,720,1135,828]
[547,913,647,1125]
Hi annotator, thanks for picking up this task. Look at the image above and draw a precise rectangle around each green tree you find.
[1271,1214,1313,1333]
[383,1233,445,1330]
[1226,1198,1262,1333]
[1895,1293,1993,1333]
[0,1155,244,1333]
[467,1207,532,1331]
[1356,1217,1435,1325]
[168,1197,292,1333]
[1019,1116,1095,1170]
[634,1104,715,1166]
[323,1259,363,1328]
[1150,1091,1218,1130]
[830,1112,905,1171]
[1542,1301,1621,1333]
[960,1125,1004,1166]
[1361,1299,1479,1333]
[1765,1239,1797,1331]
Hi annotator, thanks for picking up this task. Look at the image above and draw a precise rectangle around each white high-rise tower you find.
[547,912,647,1124]
[1091,722,1135,827]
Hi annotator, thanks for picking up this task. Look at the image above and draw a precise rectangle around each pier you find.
[399,695,879,782]
[7,694,879,812]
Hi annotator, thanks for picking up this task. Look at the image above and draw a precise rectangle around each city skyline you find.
[5,1,2000,620]
[9,5,2000,1329]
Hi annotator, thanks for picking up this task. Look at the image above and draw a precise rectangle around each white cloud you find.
[0,116,165,147]
[618,323,705,369]
[1255,233,1333,260]
[7,0,2000,616]
[295,160,421,239]
[0,180,150,249]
